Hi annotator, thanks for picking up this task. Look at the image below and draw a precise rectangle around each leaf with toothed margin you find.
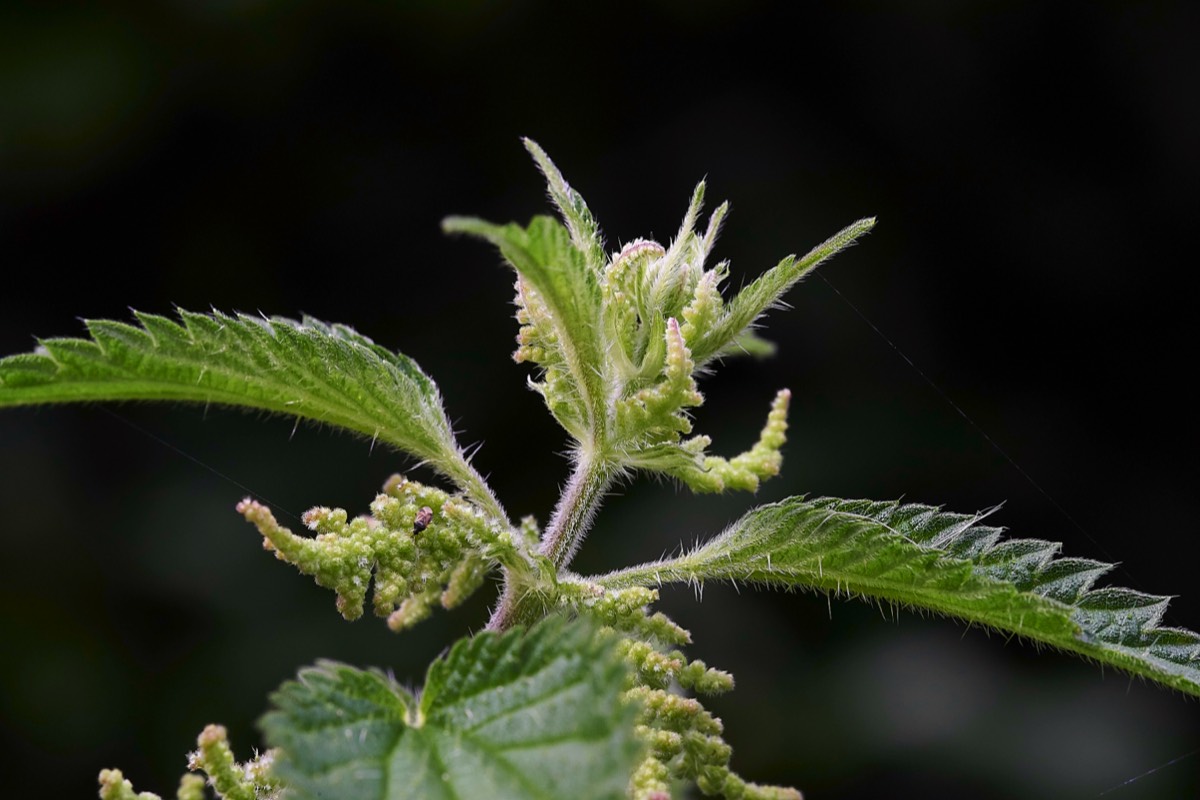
[522,137,607,273]
[442,214,607,435]
[0,310,503,516]
[591,496,1200,696]
[689,218,876,366]
[260,616,639,800]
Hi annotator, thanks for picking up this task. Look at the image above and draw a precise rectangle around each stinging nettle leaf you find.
[442,215,608,440]
[0,310,504,518]
[261,617,639,800]
[594,496,1200,697]
[522,137,607,273]
[690,217,876,365]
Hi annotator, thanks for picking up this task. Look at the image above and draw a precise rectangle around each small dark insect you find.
[413,506,433,534]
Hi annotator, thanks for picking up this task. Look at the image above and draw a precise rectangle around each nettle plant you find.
[3,140,1198,800]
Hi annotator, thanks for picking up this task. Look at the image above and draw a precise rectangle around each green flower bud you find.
[629,755,673,800]
[98,769,160,800]
[189,724,256,800]
[175,774,205,800]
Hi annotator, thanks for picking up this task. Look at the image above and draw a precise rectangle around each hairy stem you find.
[539,452,614,569]
[486,452,613,631]
[485,581,523,632]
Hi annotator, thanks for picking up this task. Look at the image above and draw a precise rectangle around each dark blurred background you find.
[2,2,1198,798]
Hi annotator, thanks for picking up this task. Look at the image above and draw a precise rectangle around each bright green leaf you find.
[715,330,777,360]
[0,311,504,518]
[261,617,639,800]
[594,496,1200,697]
[690,217,876,365]
[522,137,607,272]
[442,215,607,441]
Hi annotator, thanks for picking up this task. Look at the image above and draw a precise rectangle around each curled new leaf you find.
[522,137,607,271]
[442,215,607,442]
[446,144,868,505]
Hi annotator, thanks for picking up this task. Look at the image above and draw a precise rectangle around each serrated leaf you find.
[522,138,607,273]
[0,311,503,517]
[594,496,1200,697]
[690,217,876,365]
[261,617,639,800]
[442,215,607,438]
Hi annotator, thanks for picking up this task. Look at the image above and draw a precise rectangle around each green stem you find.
[589,558,689,591]
[486,452,612,631]
[538,452,613,569]
[485,581,522,632]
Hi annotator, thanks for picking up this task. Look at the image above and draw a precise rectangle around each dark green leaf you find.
[261,617,639,800]
[595,496,1200,696]
[0,311,503,517]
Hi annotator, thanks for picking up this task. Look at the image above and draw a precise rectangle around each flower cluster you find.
[554,579,799,800]
[98,725,280,800]
[496,168,794,493]
[238,473,526,631]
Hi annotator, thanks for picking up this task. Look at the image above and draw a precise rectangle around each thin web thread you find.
[813,272,1140,584]
[98,407,300,522]
[816,272,1197,793]
[811,273,1195,796]
[1095,747,1200,796]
